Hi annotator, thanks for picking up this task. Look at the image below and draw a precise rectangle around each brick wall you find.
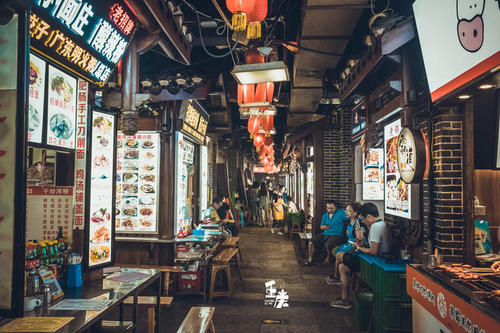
[431,107,464,262]
[323,108,353,209]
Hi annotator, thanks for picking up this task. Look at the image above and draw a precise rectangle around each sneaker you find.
[324,277,340,285]
[278,231,284,235]
[329,299,352,309]
[271,229,275,234]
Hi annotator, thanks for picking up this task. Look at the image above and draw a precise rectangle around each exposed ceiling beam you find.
[301,35,352,40]
[303,4,370,10]
[141,0,191,65]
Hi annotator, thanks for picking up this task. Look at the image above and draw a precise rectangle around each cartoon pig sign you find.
[456,0,485,52]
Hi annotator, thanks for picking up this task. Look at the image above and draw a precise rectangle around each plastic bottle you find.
[40,243,48,267]
[48,241,55,264]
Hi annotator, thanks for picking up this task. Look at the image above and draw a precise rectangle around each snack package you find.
[475,220,492,255]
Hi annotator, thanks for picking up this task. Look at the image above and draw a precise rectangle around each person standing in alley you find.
[258,183,269,227]
[272,193,286,235]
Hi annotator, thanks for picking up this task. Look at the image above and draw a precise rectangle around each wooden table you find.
[17,268,162,333]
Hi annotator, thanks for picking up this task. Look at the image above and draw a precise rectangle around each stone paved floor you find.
[113,226,364,332]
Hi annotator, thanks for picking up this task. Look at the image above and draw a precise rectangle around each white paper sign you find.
[363,148,384,200]
[413,0,500,101]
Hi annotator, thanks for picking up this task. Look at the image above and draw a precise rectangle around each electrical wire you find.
[179,0,240,59]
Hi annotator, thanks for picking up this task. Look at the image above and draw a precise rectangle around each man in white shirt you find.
[330,202,392,309]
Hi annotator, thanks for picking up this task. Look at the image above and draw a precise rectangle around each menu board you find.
[28,53,46,144]
[363,149,384,200]
[26,186,73,241]
[175,132,189,233]
[115,131,160,234]
[384,119,412,218]
[46,65,77,149]
[88,111,115,268]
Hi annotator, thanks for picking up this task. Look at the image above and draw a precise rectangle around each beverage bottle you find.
[48,241,55,264]
[25,244,30,270]
[40,243,48,268]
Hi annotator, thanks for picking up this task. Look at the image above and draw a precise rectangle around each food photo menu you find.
[88,112,115,268]
[115,132,160,234]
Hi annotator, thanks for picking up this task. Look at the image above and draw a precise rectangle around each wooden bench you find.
[209,248,242,302]
[177,306,216,333]
[221,236,243,262]
[123,296,172,333]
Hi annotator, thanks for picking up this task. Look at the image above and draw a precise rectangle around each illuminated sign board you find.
[351,99,366,141]
[30,0,136,86]
[179,99,210,144]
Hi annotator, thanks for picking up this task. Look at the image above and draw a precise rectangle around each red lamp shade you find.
[242,84,255,104]
[261,115,274,136]
[246,0,267,39]
[264,164,273,173]
[264,144,273,155]
[237,84,243,105]
[264,135,273,146]
[247,117,261,139]
[266,82,274,102]
[254,83,267,103]
[245,50,265,64]
[253,133,265,151]
[226,0,256,31]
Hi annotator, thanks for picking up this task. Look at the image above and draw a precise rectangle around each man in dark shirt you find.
[217,194,238,236]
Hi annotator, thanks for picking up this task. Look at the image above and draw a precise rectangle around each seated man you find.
[217,194,238,236]
[330,202,392,309]
[304,201,347,265]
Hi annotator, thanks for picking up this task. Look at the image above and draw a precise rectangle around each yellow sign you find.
[0,317,74,332]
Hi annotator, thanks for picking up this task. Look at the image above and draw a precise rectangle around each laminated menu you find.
[116,132,160,233]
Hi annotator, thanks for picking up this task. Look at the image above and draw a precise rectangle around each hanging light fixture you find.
[231,61,290,85]
[253,133,265,151]
[247,116,261,139]
[261,115,274,136]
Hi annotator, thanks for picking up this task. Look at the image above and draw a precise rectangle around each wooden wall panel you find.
[474,169,500,251]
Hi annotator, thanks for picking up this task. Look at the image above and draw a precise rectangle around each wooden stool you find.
[123,296,173,333]
[222,236,243,262]
[290,221,301,240]
[209,248,241,302]
[177,306,216,333]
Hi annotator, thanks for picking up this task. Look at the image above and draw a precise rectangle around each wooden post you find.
[463,101,475,264]
[314,131,324,236]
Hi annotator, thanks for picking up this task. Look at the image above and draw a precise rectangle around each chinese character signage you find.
[26,186,73,240]
[384,119,412,218]
[30,0,136,86]
[351,100,366,141]
[413,0,500,102]
[264,280,289,308]
[115,131,160,234]
[46,65,77,149]
[407,265,500,332]
[73,79,88,228]
[363,148,384,201]
[175,132,190,233]
[397,126,427,184]
[179,99,210,144]
[87,111,115,268]
[28,53,46,144]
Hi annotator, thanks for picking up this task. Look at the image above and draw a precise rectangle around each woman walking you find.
[258,184,269,227]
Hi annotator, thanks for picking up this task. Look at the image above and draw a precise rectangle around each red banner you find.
[406,265,500,333]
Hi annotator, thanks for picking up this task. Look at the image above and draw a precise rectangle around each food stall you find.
[174,99,210,235]
[408,1,500,331]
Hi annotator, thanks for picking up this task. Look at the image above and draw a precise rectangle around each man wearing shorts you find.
[305,201,347,265]
[330,202,392,309]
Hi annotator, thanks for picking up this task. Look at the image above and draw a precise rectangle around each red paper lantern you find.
[264,164,273,173]
[264,135,273,146]
[266,82,274,102]
[246,0,267,39]
[242,84,255,104]
[254,83,266,103]
[226,0,256,31]
[261,115,274,136]
[253,133,265,151]
[247,117,260,139]
[237,84,244,105]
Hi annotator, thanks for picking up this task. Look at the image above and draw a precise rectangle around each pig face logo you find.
[456,0,485,52]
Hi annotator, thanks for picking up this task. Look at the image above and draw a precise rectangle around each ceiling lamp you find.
[247,116,261,138]
[458,94,471,100]
[253,133,265,151]
[478,83,495,90]
[231,61,290,84]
